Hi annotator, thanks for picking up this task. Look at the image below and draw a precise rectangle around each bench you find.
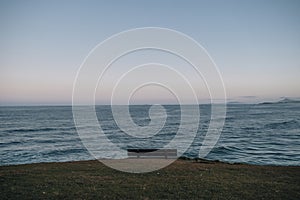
[127,149,177,159]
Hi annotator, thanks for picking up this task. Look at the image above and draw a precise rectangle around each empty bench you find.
[127,149,177,159]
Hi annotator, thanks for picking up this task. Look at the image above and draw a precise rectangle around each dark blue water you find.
[1,102,300,166]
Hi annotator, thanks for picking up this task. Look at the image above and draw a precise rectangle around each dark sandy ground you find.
[1,158,299,199]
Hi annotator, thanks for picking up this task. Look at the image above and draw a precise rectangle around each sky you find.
[0,0,300,105]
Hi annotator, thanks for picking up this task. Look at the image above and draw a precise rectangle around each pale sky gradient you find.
[1,0,300,105]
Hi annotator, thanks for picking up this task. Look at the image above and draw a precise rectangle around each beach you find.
[1,158,299,199]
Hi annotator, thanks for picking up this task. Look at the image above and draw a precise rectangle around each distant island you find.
[259,98,300,105]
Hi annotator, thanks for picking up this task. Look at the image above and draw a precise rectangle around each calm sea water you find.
[1,102,300,166]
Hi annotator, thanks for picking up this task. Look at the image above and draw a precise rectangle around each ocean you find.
[1,101,300,166]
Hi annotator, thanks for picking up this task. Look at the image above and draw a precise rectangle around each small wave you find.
[6,127,55,133]
[0,141,22,146]
[44,148,86,156]
[35,138,79,144]
[264,120,299,129]
[5,126,76,133]
[211,145,243,154]
[241,126,260,131]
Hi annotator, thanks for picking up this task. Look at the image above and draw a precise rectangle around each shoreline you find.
[1,156,299,168]
[1,158,299,199]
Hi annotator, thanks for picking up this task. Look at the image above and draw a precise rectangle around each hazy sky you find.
[1,0,299,105]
